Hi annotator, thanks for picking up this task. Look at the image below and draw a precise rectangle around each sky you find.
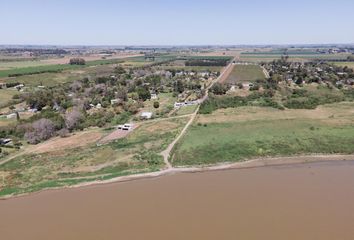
[1,0,354,45]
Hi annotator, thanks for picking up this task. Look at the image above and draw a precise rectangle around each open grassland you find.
[172,102,354,166]
[0,89,17,106]
[225,64,265,84]
[0,117,188,197]
[175,105,198,116]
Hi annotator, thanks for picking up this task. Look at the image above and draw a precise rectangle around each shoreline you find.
[1,153,354,201]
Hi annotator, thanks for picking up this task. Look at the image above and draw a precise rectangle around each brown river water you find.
[1,160,354,240]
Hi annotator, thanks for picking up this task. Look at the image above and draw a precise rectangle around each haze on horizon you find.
[1,0,354,46]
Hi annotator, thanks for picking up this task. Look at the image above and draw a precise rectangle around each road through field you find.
[160,57,237,168]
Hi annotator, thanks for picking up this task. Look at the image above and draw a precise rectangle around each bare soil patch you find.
[32,130,103,153]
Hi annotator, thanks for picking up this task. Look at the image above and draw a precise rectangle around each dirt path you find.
[160,107,199,168]
[159,58,237,168]
[261,65,270,78]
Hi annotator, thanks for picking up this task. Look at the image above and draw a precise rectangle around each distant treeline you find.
[1,48,68,55]
[185,58,230,67]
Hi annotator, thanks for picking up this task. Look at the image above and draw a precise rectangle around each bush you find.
[153,101,160,109]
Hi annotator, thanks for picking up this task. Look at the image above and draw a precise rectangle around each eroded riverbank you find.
[1,158,354,239]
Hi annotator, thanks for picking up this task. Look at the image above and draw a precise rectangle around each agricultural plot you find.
[0,117,188,197]
[224,64,265,84]
[240,53,351,63]
[332,62,354,70]
[172,102,354,166]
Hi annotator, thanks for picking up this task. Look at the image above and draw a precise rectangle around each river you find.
[1,160,354,239]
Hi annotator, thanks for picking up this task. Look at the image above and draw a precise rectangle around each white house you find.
[141,112,153,119]
[150,93,158,100]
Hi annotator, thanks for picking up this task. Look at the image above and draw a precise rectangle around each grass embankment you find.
[172,103,354,166]
[225,65,265,84]
[0,117,188,197]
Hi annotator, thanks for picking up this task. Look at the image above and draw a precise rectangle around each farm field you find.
[0,116,188,197]
[224,64,265,84]
[0,53,143,71]
[158,65,222,72]
[240,53,351,63]
[331,61,354,70]
[0,58,128,78]
[172,102,354,166]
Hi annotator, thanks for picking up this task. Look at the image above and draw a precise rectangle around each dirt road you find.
[160,58,237,168]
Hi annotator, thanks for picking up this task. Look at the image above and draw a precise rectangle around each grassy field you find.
[175,105,198,116]
[0,89,18,105]
[225,64,265,84]
[172,102,354,166]
[139,92,176,117]
[0,117,188,197]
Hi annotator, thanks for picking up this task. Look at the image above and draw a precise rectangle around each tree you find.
[69,58,86,65]
[137,87,151,101]
[64,109,83,130]
[24,118,55,144]
[153,101,160,109]
[210,83,228,95]
[174,80,184,93]
[114,66,126,74]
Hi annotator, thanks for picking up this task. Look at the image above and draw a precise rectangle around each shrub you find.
[153,101,160,109]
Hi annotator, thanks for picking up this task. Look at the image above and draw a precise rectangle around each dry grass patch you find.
[32,129,103,153]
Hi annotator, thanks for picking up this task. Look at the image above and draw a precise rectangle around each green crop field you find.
[172,102,354,166]
[225,64,265,84]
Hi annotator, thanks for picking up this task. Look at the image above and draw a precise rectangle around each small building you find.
[6,113,17,119]
[141,112,152,119]
[174,102,184,108]
[111,99,120,105]
[14,84,24,90]
[150,93,158,100]
[28,108,38,113]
